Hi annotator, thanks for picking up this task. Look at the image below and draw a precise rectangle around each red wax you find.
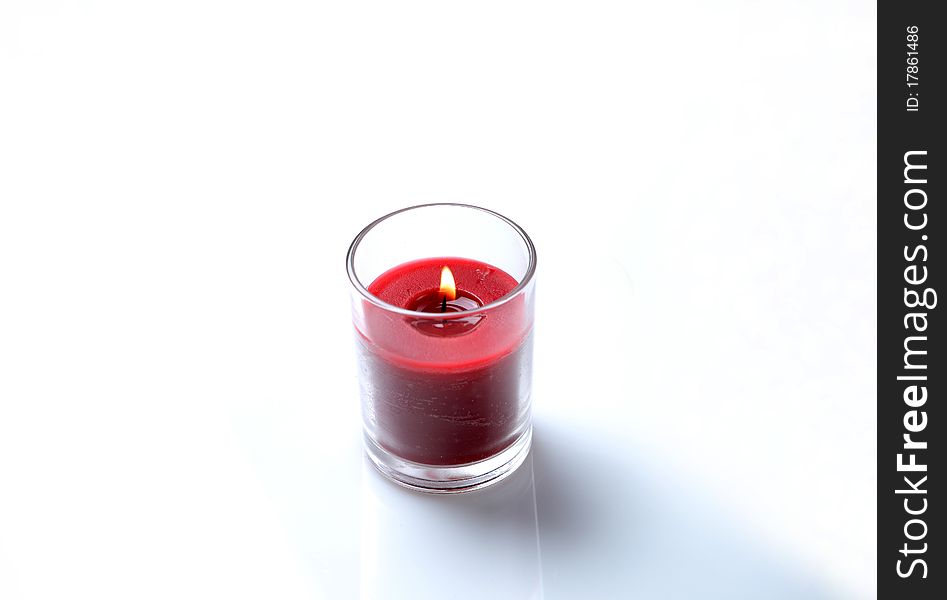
[356,257,533,465]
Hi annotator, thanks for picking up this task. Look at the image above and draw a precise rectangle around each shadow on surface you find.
[530,424,845,600]
[359,424,848,600]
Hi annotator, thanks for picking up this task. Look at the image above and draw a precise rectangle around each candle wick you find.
[441,295,447,313]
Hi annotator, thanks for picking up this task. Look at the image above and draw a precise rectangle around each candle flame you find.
[439,265,457,301]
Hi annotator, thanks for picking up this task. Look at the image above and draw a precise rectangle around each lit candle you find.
[361,257,528,464]
[347,204,536,492]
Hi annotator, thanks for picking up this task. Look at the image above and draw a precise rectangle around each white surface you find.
[0,1,875,599]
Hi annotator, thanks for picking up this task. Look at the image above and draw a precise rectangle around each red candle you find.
[356,257,533,466]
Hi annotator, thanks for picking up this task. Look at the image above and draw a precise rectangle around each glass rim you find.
[346,203,537,319]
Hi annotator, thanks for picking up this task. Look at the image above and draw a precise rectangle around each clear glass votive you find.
[346,204,536,493]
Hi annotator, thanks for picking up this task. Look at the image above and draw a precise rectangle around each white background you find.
[1,1,876,599]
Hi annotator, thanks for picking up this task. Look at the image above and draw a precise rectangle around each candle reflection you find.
[359,452,543,600]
